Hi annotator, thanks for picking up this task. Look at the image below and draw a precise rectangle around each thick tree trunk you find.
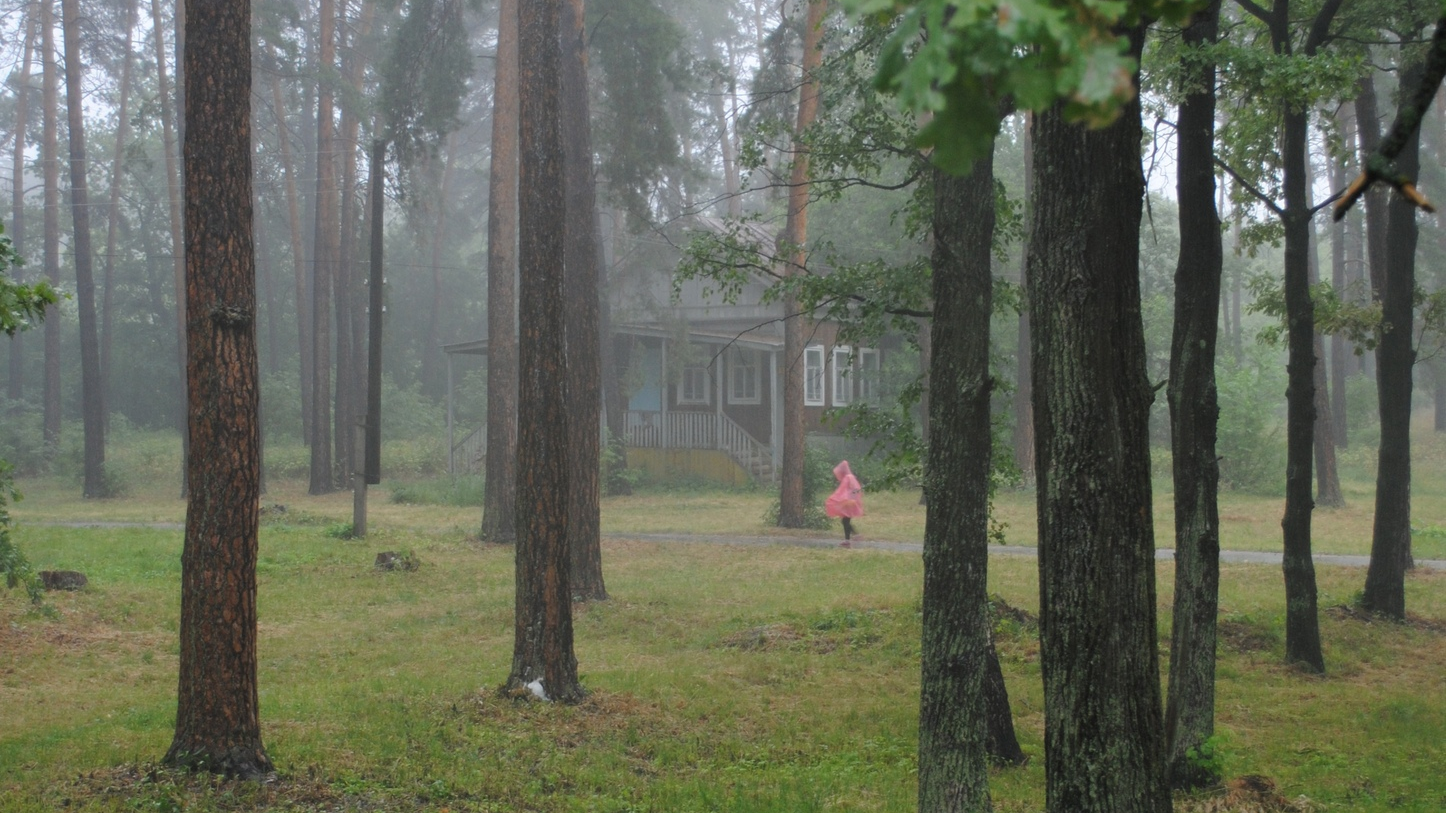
[919,154,999,813]
[269,67,313,443]
[1280,102,1325,673]
[309,0,340,494]
[101,0,139,427]
[9,12,35,403]
[41,0,61,450]
[561,0,606,602]
[61,0,107,497]
[1164,2,1222,790]
[1362,64,1424,620]
[1028,29,1170,813]
[508,0,583,703]
[482,0,520,543]
[776,0,826,529]
[164,0,271,777]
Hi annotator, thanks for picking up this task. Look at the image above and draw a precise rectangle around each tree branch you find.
[1334,14,1446,221]
[1214,156,1285,217]
[1232,0,1271,26]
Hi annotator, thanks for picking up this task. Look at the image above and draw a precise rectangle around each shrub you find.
[1215,349,1287,495]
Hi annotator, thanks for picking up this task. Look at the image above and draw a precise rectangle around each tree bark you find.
[164,0,271,777]
[1272,0,1337,674]
[61,0,107,497]
[9,11,35,403]
[482,0,520,543]
[309,0,340,494]
[1164,2,1222,790]
[507,0,583,703]
[919,153,999,813]
[562,0,606,602]
[776,0,826,529]
[41,0,62,450]
[1362,63,1424,620]
[1028,28,1170,813]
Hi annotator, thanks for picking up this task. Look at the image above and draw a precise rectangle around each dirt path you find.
[28,521,1445,570]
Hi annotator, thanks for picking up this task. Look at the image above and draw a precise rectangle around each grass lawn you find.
[1,416,1444,811]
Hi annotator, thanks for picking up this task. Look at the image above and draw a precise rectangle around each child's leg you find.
[842,517,853,540]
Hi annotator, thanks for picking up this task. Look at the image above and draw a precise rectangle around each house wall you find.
[628,448,753,487]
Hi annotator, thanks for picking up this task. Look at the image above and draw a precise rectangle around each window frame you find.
[804,344,826,406]
[832,345,853,406]
[858,347,880,404]
[678,364,711,406]
[728,349,761,405]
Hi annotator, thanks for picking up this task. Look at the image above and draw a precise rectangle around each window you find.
[728,349,760,404]
[832,346,853,406]
[858,348,880,404]
[678,365,710,405]
[804,345,825,406]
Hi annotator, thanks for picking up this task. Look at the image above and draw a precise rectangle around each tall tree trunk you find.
[309,0,340,495]
[1362,63,1425,619]
[164,0,270,777]
[101,0,139,427]
[561,0,606,602]
[1029,28,1170,813]
[269,66,313,443]
[8,11,35,403]
[713,69,742,218]
[41,0,62,450]
[1274,0,1337,674]
[61,0,107,497]
[507,0,583,703]
[1328,140,1349,448]
[918,149,1013,813]
[776,0,826,529]
[420,140,456,401]
[1164,2,1222,790]
[150,0,187,488]
[1304,151,1343,508]
[482,0,520,543]
[1012,114,1034,483]
[1355,76,1386,382]
[332,0,376,478]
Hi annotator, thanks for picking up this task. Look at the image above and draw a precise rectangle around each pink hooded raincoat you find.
[825,460,864,518]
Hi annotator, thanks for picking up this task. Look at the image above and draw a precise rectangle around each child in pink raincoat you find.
[825,460,864,541]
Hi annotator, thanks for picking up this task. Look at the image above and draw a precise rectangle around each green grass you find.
[2,416,1444,811]
[3,483,1445,811]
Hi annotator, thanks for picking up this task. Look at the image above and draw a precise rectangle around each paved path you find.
[27,522,1446,570]
[607,532,1446,571]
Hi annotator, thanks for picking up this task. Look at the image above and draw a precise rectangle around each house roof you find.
[442,322,784,358]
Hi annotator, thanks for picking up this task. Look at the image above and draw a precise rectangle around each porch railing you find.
[624,410,775,484]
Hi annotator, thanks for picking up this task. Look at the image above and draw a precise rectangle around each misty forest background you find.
[0,0,1442,505]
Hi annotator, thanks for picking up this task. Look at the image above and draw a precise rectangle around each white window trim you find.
[858,347,880,404]
[832,345,853,406]
[804,344,825,406]
[678,365,711,406]
[728,350,761,405]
